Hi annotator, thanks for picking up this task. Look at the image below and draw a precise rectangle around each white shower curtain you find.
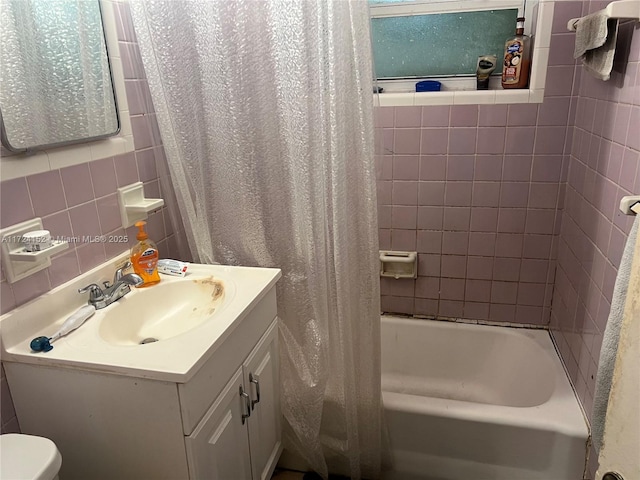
[130,1,385,478]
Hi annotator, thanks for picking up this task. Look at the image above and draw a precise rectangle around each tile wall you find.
[1,2,637,477]
[549,2,639,477]
[0,1,188,433]
[374,1,585,325]
[375,3,638,476]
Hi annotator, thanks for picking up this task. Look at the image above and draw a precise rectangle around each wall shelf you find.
[117,182,165,228]
[0,218,69,283]
[380,251,418,279]
[620,195,640,215]
[9,241,68,263]
[567,0,640,31]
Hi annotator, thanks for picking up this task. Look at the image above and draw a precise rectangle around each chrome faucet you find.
[78,262,143,309]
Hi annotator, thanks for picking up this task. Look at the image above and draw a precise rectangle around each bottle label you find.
[503,39,524,84]
[138,248,158,276]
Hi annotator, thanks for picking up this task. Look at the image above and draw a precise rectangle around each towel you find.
[572,12,619,81]
[591,216,639,450]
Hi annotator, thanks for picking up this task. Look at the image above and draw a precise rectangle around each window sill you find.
[374,88,544,107]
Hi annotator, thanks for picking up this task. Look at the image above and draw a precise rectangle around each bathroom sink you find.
[0,253,280,381]
[98,275,230,346]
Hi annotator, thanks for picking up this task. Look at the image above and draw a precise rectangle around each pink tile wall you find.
[376,98,568,325]
[0,2,187,432]
[376,6,638,475]
[375,6,637,474]
[549,2,640,477]
[375,1,586,324]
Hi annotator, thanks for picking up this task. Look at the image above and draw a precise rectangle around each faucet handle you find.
[113,261,132,283]
[78,284,105,302]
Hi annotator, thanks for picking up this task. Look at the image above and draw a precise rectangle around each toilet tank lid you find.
[0,434,62,480]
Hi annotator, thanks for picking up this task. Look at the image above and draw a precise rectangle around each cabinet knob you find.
[249,373,261,410]
[239,386,251,424]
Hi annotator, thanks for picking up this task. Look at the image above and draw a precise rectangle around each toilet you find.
[0,434,62,480]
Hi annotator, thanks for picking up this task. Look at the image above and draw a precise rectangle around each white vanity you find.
[0,254,282,480]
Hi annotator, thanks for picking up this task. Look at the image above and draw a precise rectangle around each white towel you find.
[572,12,619,81]
[592,216,639,450]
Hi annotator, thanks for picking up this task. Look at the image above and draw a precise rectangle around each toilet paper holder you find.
[380,251,418,279]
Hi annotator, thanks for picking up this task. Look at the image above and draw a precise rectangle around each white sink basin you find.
[99,275,231,346]
[0,253,280,381]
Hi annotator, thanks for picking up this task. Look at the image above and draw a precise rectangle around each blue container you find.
[415,80,441,92]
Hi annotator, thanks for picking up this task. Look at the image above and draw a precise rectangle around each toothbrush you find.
[30,305,96,352]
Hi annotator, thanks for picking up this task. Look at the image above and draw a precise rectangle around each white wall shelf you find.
[9,241,68,263]
[620,195,640,215]
[567,0,640,31]
[0,218,69,283]
[380,250,418,279]
[118,182,165,228]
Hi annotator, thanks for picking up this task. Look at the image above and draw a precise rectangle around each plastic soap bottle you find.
[130,221,160,287]
[501,17,531,89]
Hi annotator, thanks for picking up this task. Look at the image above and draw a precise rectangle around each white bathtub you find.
[381,316,588,480]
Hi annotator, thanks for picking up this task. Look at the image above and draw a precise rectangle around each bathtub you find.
[381,316,588,480]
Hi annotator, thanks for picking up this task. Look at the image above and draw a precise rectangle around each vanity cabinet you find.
[5,283,282,480]
[186,320,281,480]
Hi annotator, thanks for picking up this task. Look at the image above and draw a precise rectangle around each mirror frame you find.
[0,0,121,154]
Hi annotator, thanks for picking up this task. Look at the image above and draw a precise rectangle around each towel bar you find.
[567,0,640,31]
[620,195,640,215]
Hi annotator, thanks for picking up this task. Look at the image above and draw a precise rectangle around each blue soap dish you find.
[416,80,442,92]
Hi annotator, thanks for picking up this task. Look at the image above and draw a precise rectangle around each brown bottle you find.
[501,17,531,89]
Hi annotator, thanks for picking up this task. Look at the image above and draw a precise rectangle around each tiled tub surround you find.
[375,100,571,325]
[375,2,639,478]
[375,1,638,329]
[374,2,598,326]
[0,1,187,433]
[549,6,640,478]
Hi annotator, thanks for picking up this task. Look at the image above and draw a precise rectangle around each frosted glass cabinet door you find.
[185,367,252,480]
[243,321,282,480]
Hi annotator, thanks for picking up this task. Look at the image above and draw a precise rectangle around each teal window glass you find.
[371,9,518,78]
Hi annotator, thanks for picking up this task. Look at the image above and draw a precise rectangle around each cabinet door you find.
[185,367,252,480]
[243,319,282,480]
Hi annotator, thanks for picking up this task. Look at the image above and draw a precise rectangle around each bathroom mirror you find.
[0,0,119,152]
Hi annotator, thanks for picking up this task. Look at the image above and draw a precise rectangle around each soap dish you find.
[118,182,165,228]
[380,251,418,279]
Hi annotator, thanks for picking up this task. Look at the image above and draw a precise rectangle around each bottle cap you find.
[135,221,148,241]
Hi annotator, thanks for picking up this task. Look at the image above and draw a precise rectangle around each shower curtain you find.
[130,1,385,478]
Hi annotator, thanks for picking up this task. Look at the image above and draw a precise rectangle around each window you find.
[370,0,523,80]
[369,0,552,106]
